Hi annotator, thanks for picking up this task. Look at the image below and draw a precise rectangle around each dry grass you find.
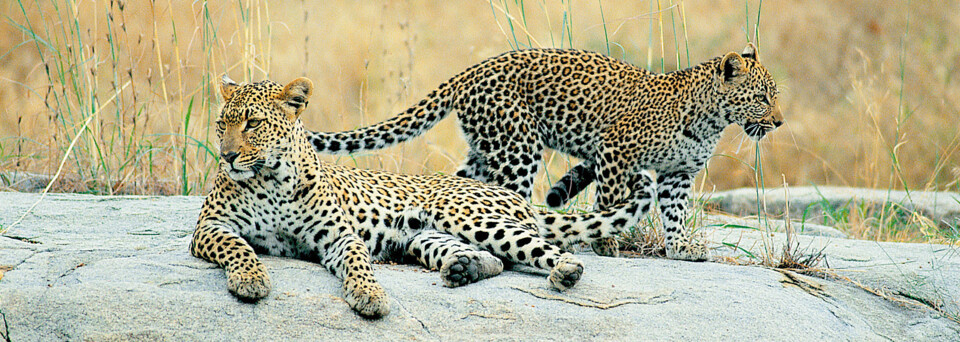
[0,1,958,240]
[819,199,955,244]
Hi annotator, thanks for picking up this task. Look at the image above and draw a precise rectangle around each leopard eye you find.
[216,121,226,131]
[246,119,263,130]
[755,94,770,106]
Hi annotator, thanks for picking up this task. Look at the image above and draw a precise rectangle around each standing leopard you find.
[307,44,782,260]
[189,76,655,317]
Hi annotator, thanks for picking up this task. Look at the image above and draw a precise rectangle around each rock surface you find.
[709,186,960,229]
[703,214,848,238]
[704,220,960,321]
[0,192,958,341]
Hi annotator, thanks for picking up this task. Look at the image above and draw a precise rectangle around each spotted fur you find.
[190,76,655,318]
[307,44,782,259]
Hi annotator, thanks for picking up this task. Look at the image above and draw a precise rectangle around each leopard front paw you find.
[591,238,620,257]
[226,263,272,302]
[548,253,584,291]
[344,282,391,318]
[440,251,504,287]
[666,240,710,262]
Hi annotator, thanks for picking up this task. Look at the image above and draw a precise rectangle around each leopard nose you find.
[221,151,239,163]
[773,120,783,127]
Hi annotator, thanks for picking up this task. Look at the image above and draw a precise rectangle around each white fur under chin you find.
[224,165,255,181]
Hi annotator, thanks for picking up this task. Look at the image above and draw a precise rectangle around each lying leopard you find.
[189,76,655,317]
[306,44,782,260]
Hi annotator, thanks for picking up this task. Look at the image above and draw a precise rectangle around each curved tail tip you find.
[545,192,565,208]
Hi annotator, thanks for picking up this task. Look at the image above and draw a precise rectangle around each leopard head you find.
[216,75,313,181]
[715,43,783,141]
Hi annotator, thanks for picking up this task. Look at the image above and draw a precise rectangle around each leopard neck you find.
[284,122,322,172]
[656,57,733,140]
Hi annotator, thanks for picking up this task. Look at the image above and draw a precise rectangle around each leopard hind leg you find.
[457,100,541,199]
[407,230,503,287]
[450,215,584,291]
[590,170,657,257]
[454,149,491,183]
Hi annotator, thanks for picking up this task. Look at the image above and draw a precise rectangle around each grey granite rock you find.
[0,192,957,341]
[706,223,960,325]
[703,214,848,238]
[709,186,960,230]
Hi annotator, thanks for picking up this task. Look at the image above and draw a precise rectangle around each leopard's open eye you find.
[755,94,770,106]
[216,121,226,131]
[246,119,263,130]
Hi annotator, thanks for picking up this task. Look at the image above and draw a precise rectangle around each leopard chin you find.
[225,167,255,181]
[743,121,768,141]
[223,158,268,181]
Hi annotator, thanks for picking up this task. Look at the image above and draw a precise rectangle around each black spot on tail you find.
[545,191,564,208]
[547,160,597,207]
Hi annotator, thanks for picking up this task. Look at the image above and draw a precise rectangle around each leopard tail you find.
[536,185,655,249]
[306,71,471,155]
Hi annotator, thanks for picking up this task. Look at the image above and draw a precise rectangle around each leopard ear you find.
[220,74,239,102]
[719,52,748,85]
[741,42,759,60]
[278,77,313,121]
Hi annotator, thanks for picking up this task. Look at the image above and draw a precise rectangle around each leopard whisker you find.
[249,159,266,173]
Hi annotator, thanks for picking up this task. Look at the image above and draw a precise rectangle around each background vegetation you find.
[1,1,958,241]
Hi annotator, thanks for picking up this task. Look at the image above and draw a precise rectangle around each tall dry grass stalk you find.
[1,0,281,195]
[0,1,958,239]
